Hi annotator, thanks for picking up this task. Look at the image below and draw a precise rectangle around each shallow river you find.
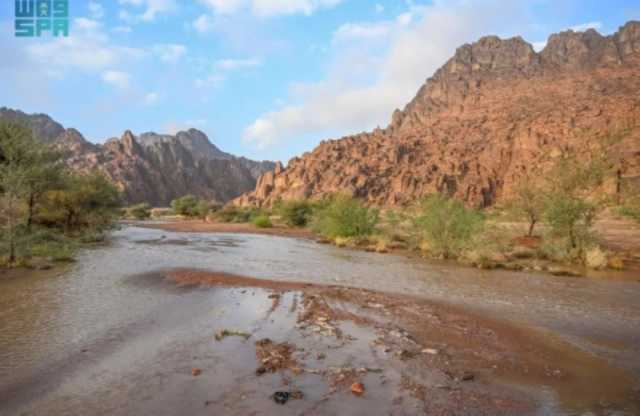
[1,226,639,415]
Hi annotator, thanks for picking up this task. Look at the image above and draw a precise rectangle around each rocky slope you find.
[236,21,640,208]
[0,109,275,206]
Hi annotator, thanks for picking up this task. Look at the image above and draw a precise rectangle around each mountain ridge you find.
[235,21,640,207]
[0,108,276,206]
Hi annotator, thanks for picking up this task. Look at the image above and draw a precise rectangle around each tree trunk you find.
[9,236,16,265]
[527,219,537,237]
[27,193,35,230]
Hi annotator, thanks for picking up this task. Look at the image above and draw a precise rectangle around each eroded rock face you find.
[236,21,640,208]
[0,109,276,206]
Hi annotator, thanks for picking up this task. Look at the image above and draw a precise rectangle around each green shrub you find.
[544,194,597,253]
[213,206,256,223]
[312,194,378,238]
[413,194,484,259]
[170,195,200,217]
[277,200,313,227]
[127,203,151,220]
[252,214,273,228]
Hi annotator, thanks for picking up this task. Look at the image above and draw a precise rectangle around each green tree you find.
[45,171,121,232]
[313,194,379,238]
[171,195,200,217]
[276,200,313,227]
[542,156,605,254]
[0,122,32,264]
[506,176,546,236]
[413,194,485,259]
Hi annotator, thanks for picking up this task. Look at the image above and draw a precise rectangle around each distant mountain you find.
[0,108,276,206]
[236,21,640,207]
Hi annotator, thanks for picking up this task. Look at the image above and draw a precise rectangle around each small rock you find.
[460,372,475,382]
[273,391,290,405]
[351,382,365,396]
[422,348,439,355]
[192,368,202,376]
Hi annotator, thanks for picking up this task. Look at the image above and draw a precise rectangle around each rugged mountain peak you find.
[120,130,142,156]
[53,128,99,159]
[236,21,640,208]
[447,35,538,75]
[138,129,232,162]
[616,20,640,55]
[0,107,65,142]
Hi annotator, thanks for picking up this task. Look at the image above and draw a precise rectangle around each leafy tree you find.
[506,176,546,236]
[413,194,485,259]
[276,200,313,227]
[542,156,605,254]
[171,195,201,217]
[313,194,379,238]
[0,122,32,264]
[44,171,121,231]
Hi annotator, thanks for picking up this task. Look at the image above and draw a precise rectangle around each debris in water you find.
[214,329,251,341]
[351,382,365,396]
[255,338,297,375]
[273,391,290,404]
[272,390,304,405]
[460,372,475,382]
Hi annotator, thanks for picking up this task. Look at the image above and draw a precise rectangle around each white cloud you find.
[193,14,215,33]
[532,41,546,52]
[197,0,343,17]
[88,1,105,19]
[25,18,145,77]
[153,43,187,63]
[215,58,261,70]
[569,21,602,32]
[144,92,160,105]
[87,1,104,19]
[118,0,177,22]
[244,0,530,150]
[252,0,343,17]
[333,22,392,43]
[195,73,226,88]
[198,0,245,15]
[194,57,260,88]
[74,17,101,31]
[102,70,131,90]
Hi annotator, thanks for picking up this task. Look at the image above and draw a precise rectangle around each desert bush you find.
[276,200,313,227]
[413,194,485,259]
[505,176,546,236]
[170,195,200,217]
[312,194,378,239]
[252,214,273,228]
[213,205,263,223]
[127,203,151,220]
[544,194,598,253]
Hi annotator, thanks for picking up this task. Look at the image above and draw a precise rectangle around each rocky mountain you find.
[0,108,276,206]
[236,21,640,208]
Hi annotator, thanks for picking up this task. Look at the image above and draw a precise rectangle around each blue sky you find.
[1,0,639,163]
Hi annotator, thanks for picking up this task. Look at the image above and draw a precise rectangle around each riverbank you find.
[1,226,638,415]
[141,218,640,279]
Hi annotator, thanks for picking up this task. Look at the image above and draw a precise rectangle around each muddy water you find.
[1,226,639,415]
